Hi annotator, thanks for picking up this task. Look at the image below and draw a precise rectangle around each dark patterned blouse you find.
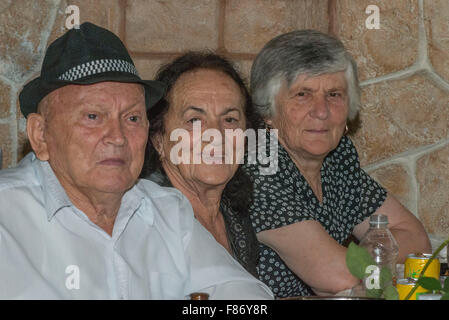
[242,135,387,298]
[146,171,259,278]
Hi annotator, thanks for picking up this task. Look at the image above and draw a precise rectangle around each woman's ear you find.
[264,117,273,128]
[26,113,50,161]
[151,132,165,159]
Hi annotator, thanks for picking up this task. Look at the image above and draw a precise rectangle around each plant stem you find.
[404,238,449,300]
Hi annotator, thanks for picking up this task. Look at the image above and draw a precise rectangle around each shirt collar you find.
[132,182,155,227]
[34,156,73,221]
[33,154,154,230]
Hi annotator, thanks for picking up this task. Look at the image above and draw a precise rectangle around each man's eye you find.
[329,92,342,97]
[129,116,140,122]
[297,92,307,97]
[87,114,98,120]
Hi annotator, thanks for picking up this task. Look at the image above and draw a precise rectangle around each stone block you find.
[16,85,27,121]
[0,123,12,169]
[17,128,31,162]
[48,0,123,45]
[126,0,219,52]
[0,0,55,83]
[417,145,449,237]
[366,163,414,212]
[0,81,11,118]
[133,56,173,80]
[424,0,449,83]
[352,74,449,166]
[133,55,252,90]
[335,0,419,81]
[224,0,328,54]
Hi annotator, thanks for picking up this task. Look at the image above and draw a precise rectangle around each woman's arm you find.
[256,194,431,295]
[353,193,432,263]
[257,220,359,295]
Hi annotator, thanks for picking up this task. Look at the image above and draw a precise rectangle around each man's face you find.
[39,81,148,196]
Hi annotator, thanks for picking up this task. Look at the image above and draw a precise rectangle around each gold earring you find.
[265,123,271,132]
[344,124,349,135]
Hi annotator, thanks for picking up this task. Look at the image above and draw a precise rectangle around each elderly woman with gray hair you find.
[242,30,431,298]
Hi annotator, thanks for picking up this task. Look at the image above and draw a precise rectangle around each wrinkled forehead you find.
[288,71,348,90]
[42,82,145,116]
[170,70,244,106]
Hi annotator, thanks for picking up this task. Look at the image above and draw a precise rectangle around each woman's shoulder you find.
[242,141,296,183]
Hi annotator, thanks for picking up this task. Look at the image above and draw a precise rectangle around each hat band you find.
[57,59,138,81]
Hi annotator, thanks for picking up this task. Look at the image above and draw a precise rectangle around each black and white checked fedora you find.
[19,22,166,118]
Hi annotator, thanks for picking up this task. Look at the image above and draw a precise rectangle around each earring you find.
[265,122,272,132]
[344,124,349,135]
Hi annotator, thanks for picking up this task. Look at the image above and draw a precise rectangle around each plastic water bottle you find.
[359,214,399,289]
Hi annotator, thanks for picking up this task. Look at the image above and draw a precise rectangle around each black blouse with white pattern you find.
[242,135,387,298]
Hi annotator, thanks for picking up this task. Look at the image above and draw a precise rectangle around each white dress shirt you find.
[0,153,273,300]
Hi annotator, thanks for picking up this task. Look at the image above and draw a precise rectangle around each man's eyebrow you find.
[124,99,147,111]
[78,102,103,109]
[79,99,145,110]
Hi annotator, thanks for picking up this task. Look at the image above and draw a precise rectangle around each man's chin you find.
[91,178,137,194]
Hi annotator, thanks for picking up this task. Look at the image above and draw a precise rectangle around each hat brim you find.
[19,72,166,118]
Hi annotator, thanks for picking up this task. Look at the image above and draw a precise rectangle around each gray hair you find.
[250,30,360,121]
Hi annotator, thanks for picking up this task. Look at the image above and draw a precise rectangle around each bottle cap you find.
[369,214,388,225]
[190,292,210,300]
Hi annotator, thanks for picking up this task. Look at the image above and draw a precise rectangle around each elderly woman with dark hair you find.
[141,52,261,277]
[242,30,431,298]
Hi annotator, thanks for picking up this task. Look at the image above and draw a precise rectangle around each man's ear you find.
[151,132,165,159]
[26,113,50,161]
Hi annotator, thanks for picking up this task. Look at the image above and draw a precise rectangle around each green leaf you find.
[346,242,375,279]
[383,285,399,300]
[379,266,393,289]
[417,277,442,291]
[441,292,449,300]
[366,288,383,299]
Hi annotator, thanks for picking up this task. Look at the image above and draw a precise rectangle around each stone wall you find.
[0,0,447,252]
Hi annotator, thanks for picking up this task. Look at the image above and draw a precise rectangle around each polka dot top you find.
[242,135,387,298]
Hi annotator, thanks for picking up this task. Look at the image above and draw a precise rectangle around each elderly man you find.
[0,22,273,300]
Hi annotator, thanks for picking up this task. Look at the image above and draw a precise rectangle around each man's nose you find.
[310,95,330,120]
[104,119,126,146]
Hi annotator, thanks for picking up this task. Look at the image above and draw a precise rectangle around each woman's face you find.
[268,71,349,162]
[155,68,246,189]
